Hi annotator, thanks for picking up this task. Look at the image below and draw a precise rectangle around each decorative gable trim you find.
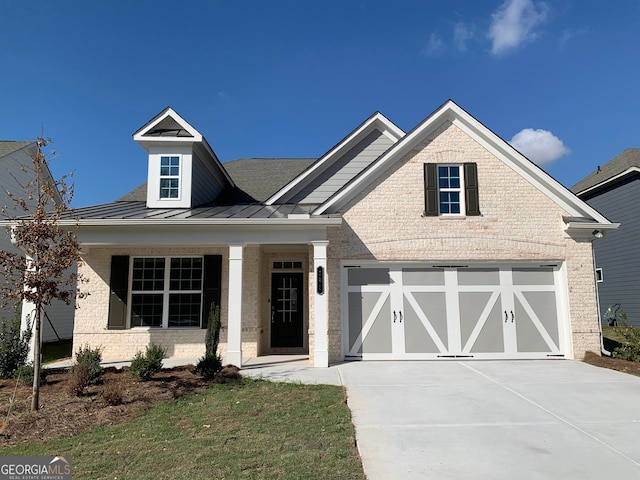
[312,100,614,230]
[265,112,404,205]
[134,107,202,143]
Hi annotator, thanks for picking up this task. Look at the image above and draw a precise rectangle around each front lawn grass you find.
[0,379,365,480]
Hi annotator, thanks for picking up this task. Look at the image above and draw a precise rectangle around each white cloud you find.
[559,27,588,47]
[489,0,548,55]
[423,32,445,57]
[509,128,570,165]
[453,23,473,52]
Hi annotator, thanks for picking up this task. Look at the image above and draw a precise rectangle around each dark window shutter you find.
[202,255,222,328]
[108,256,129,330]
[464,163,481,216]
[424,163,438,216]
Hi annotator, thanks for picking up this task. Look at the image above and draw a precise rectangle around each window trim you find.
[595,268,603,283]
[159,155,181,200]
[437,164,465,216]
[128,255,204,329]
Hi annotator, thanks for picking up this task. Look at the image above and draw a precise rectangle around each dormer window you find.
[159,156,180,199]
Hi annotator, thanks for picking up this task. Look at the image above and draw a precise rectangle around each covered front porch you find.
[225,240,330,367]
[70,217,339,367]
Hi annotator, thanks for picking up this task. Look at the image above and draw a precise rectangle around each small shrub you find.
[67,362,90,396]
[612,312,640,362]
[74,344,104,384]
[129,344,167,381]
[0,311,33,378]
[195,303,223,380]
[195,354,223,380]
[204,303,221,358]
[101,380,124,406]
[13,363,47,386]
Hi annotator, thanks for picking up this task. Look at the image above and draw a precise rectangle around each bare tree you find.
[0,138,85,411]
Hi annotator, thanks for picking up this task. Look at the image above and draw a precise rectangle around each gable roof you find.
[571,148,640,196]
[266,112,404,205]
[0,141,33,158]
[133,107,202,141]
[309,100,614,231]
[0,140,62,206]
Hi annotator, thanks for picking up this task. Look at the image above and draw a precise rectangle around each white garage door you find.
[345,265,567,360]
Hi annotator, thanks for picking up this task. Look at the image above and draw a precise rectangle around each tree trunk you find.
[31,304,41,412]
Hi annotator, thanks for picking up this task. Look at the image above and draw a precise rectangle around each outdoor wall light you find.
[592,230,604,239]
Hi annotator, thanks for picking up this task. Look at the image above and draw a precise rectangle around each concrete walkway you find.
[240,358,640,480]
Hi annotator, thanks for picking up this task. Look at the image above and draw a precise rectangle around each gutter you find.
[55,217,343,227]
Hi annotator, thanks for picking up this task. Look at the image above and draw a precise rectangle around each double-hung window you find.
[424,163,480,217]
[438,165,463,215]
[159,156,180,199]
[130,257,203,328]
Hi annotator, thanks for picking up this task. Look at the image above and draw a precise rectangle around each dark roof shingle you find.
[0,141,33,158]
[571,148,640,194]
[118,157,316,204]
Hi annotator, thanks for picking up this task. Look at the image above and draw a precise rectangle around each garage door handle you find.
[399,311,403,323]
[505,311,508,323]
[511,311,514,323]
[393,311,397,323]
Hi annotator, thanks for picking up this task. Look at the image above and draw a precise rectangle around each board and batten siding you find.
[582,176,640,326]
[288,130,394,204]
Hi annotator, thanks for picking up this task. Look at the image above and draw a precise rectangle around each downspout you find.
[592,239,611,356]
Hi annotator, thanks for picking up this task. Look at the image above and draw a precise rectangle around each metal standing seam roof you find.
[571,148,640,194]
[69,201,339,221]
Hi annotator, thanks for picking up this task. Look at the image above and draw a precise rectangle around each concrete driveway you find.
[241,358,640,479]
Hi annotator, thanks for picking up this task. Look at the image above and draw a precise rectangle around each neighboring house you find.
[571,148,640,326]
[67,100,616,367]
[0,141,76,342]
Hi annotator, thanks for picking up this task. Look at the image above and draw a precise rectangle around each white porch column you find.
[226,244,244,367]
[20,254,37,363]
[21,299,37,363]
[312,241,329,367]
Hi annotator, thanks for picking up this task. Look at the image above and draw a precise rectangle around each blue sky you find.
[1,0,639,207]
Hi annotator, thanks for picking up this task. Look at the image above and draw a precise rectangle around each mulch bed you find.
[582,351,640,376]
[0,364,240,447]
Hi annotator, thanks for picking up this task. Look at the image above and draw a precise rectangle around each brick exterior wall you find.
[74,245,310,362]
[325,121,600,362]
[74,246,262,361]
